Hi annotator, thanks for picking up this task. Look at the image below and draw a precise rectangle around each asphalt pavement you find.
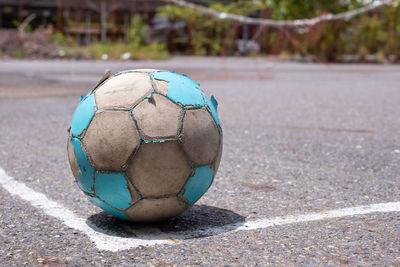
[0,57,399,266]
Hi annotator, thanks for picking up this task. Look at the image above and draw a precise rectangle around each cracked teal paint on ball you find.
[179,165,214,206]
[203,93,221,126]
[70,94,96,137]
[151,71,205,107]
[94,172,132,210]
[89,196,129,220]
[70,137,95,195]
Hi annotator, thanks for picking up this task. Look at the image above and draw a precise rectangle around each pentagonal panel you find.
[95,72,152,109]
[153,79,168,95]
[203,93,221,126]
[94,172,139,209]
[180,108,220,166]
[84,110,140,171]
[124,197,187,222]
[178,165,214,206]
[89,196,129,220]
[151,71,205,108]
[133,94,183,140]
[70,94,96,137]
[67,136,79,181]
[126,141,192,198]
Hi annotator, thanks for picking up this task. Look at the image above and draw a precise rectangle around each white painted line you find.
[0,168,172,251]
[1,167,400,252]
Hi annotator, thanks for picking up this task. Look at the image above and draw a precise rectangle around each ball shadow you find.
[86,204,245,240]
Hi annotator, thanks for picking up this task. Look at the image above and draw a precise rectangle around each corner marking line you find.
[0,168,399,252]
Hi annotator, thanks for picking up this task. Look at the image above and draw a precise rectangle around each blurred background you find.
[0,0,399,63]
[0,2,400,265]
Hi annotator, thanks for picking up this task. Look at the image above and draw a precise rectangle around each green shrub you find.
[50,14,169,60]
[156,0,400,62]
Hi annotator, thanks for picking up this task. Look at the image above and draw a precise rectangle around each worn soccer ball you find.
[67,69,222,222]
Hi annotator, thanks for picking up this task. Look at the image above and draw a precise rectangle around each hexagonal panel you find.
[180,108,220,166]
[67,136,79,181]
[70,137,95,194]
[151,71,205,108]
[178,165,214,206]
[153,79,168,95]
[94,172,139,209]
[95,72,153,109]
[70,94,96,137]
[213,133,223,172]
[124,197,187,222]
[133,94,183,140]
[84,110,140,171]
[126,141,192,198]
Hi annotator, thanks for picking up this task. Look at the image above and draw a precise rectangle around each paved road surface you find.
[0,58,399,266]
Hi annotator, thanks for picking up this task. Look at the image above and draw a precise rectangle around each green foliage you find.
[157,0,400,62]
[50,15,169,60]
[254,0,364,20]
[12,49,25,58]
[39,1,400,62]
[12,19,33,32]
[50,31,78,46]
[158,1,259,56]
[297,2,400,62]
[84,41,113,58]
[83,41,169,60]
[128,14,148,47]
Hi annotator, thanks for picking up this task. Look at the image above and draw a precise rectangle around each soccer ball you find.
[67,69,222,222]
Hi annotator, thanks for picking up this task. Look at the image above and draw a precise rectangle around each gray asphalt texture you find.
[0,57,399,266]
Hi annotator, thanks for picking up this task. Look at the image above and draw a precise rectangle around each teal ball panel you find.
[94,172,133,210]
[70,94,96,137]
[203,94,221,126]
[70,137,95,195]
[89,196,129,220]
[179,165,214,206]
[151,71,205,108]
